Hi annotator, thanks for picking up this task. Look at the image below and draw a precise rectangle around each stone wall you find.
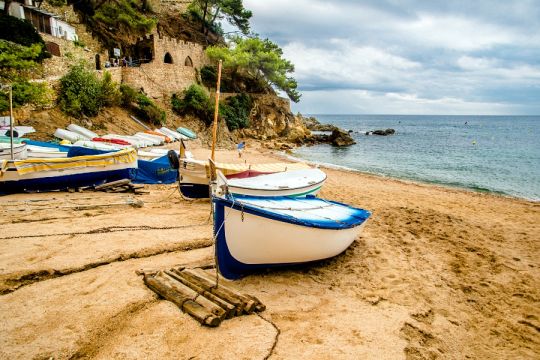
[119,33,210,98]
[96,67,123,83]
[136,33,209,69]
[121,63,198,98]
[40,33,106,80]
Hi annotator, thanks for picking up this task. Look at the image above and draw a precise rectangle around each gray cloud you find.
[242,0,540,114]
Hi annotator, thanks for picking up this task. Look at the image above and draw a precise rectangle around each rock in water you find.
[371,128,395,136]
[330,129,356,147]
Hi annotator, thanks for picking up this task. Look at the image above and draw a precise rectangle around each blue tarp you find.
[65,146,177,184]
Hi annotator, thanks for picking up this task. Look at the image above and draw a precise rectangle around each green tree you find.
[93,0,156,34]
[0,14,50,61]
[190,0,252,36]
[0,40,49,112]
[58,64,103,117]
[206,36,301,102]
[172,84,213,125]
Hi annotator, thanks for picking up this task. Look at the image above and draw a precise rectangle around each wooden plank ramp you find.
[138,266,266,327]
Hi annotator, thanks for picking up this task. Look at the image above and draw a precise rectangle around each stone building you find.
[100,33,210,99]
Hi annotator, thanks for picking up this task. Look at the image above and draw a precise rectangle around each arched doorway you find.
[95,54,101,70]
[184,56,193,67]
[164,52,173,64]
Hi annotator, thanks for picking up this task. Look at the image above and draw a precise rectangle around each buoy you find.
[472,140,477,145]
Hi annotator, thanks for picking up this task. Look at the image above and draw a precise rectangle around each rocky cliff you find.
[237,95,310,144]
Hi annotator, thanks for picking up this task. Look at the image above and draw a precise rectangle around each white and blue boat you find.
[0,148,137,193]
[177,127,197,139]
[215,168,327,198]
[213,194,371,279]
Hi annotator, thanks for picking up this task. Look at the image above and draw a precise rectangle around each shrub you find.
[0,14,50,61]
[73,39,86,48]
[0,81,50,112]
[200,65,217,88]
[100,71,121,107]
[172,84,213,125]
[119,84,138,106]
[220,93,252,130]
[93,0,156,34]
[119,84,166,125]
[58,64,103,117]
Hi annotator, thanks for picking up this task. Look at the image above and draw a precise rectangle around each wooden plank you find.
[144,273,220,327]
[94,179,131,190]
[168,269,236,319]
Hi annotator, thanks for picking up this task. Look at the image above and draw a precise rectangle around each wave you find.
[283,151,539,202]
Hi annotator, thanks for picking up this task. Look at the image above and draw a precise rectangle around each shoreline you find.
[1,141,538,359]
[272,148,539,204]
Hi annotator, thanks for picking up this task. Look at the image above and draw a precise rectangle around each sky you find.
[240,0,540,115]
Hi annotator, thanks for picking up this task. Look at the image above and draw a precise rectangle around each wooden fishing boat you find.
[67,124,98,139]
[215,168,326,197]
[92,137,131,146]
[177,127,197,139]
[0,148,137,193]
[0,143,27,160]
[144,130,172,143]
[26,145,68,158]
[179,156,312,199]
[213,194,371,279]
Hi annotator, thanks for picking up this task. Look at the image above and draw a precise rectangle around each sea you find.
[291,115,540,201]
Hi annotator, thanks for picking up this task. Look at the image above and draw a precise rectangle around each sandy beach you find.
[1,141,538,359]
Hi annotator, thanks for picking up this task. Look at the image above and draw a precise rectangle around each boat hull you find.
[0,143,27,160]
[213,196,370,279]
[0,168,134,193]
[0,149,137,193]
[179,158,317,199]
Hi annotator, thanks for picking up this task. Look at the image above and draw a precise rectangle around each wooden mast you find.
[210,60,222,163]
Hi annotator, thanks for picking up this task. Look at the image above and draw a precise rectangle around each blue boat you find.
[0,148,138,193]
[213,194,371,279]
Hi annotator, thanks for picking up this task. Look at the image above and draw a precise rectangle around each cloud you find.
[240,0,540,114]
[283,40,420,91]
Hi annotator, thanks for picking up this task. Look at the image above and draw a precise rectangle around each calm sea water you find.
[292,115,540,201]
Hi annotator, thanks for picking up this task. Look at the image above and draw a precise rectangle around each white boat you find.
[54,128,90,142]
[159,127,188,141]
[73,140,127,151]
[213,194,371,279]
[26,145,68,158]
[215,168,326,197]
[0,148,137,193]
[179,156,312,199]
[0,143,27,160]
[134,132,163,145]
[67,124,98,139]
[102,134,149,148]
[137,150,163,160]
[0,126,35,137]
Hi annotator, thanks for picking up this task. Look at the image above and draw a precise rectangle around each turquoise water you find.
[293,115,540,201]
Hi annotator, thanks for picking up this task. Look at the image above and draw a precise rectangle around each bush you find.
[200,65,217,88]
[119,84,138,106]
[93,0,156,34]
[100,71,121,107]
[220,93,252,130]
[0,14,50,61]
[58,66,125,118]
[0,81,50,112]
[120,84,166,125]
[172,84,213,125]
[59,64,103,117]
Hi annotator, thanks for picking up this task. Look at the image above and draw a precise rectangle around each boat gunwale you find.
[212,195,371,230]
